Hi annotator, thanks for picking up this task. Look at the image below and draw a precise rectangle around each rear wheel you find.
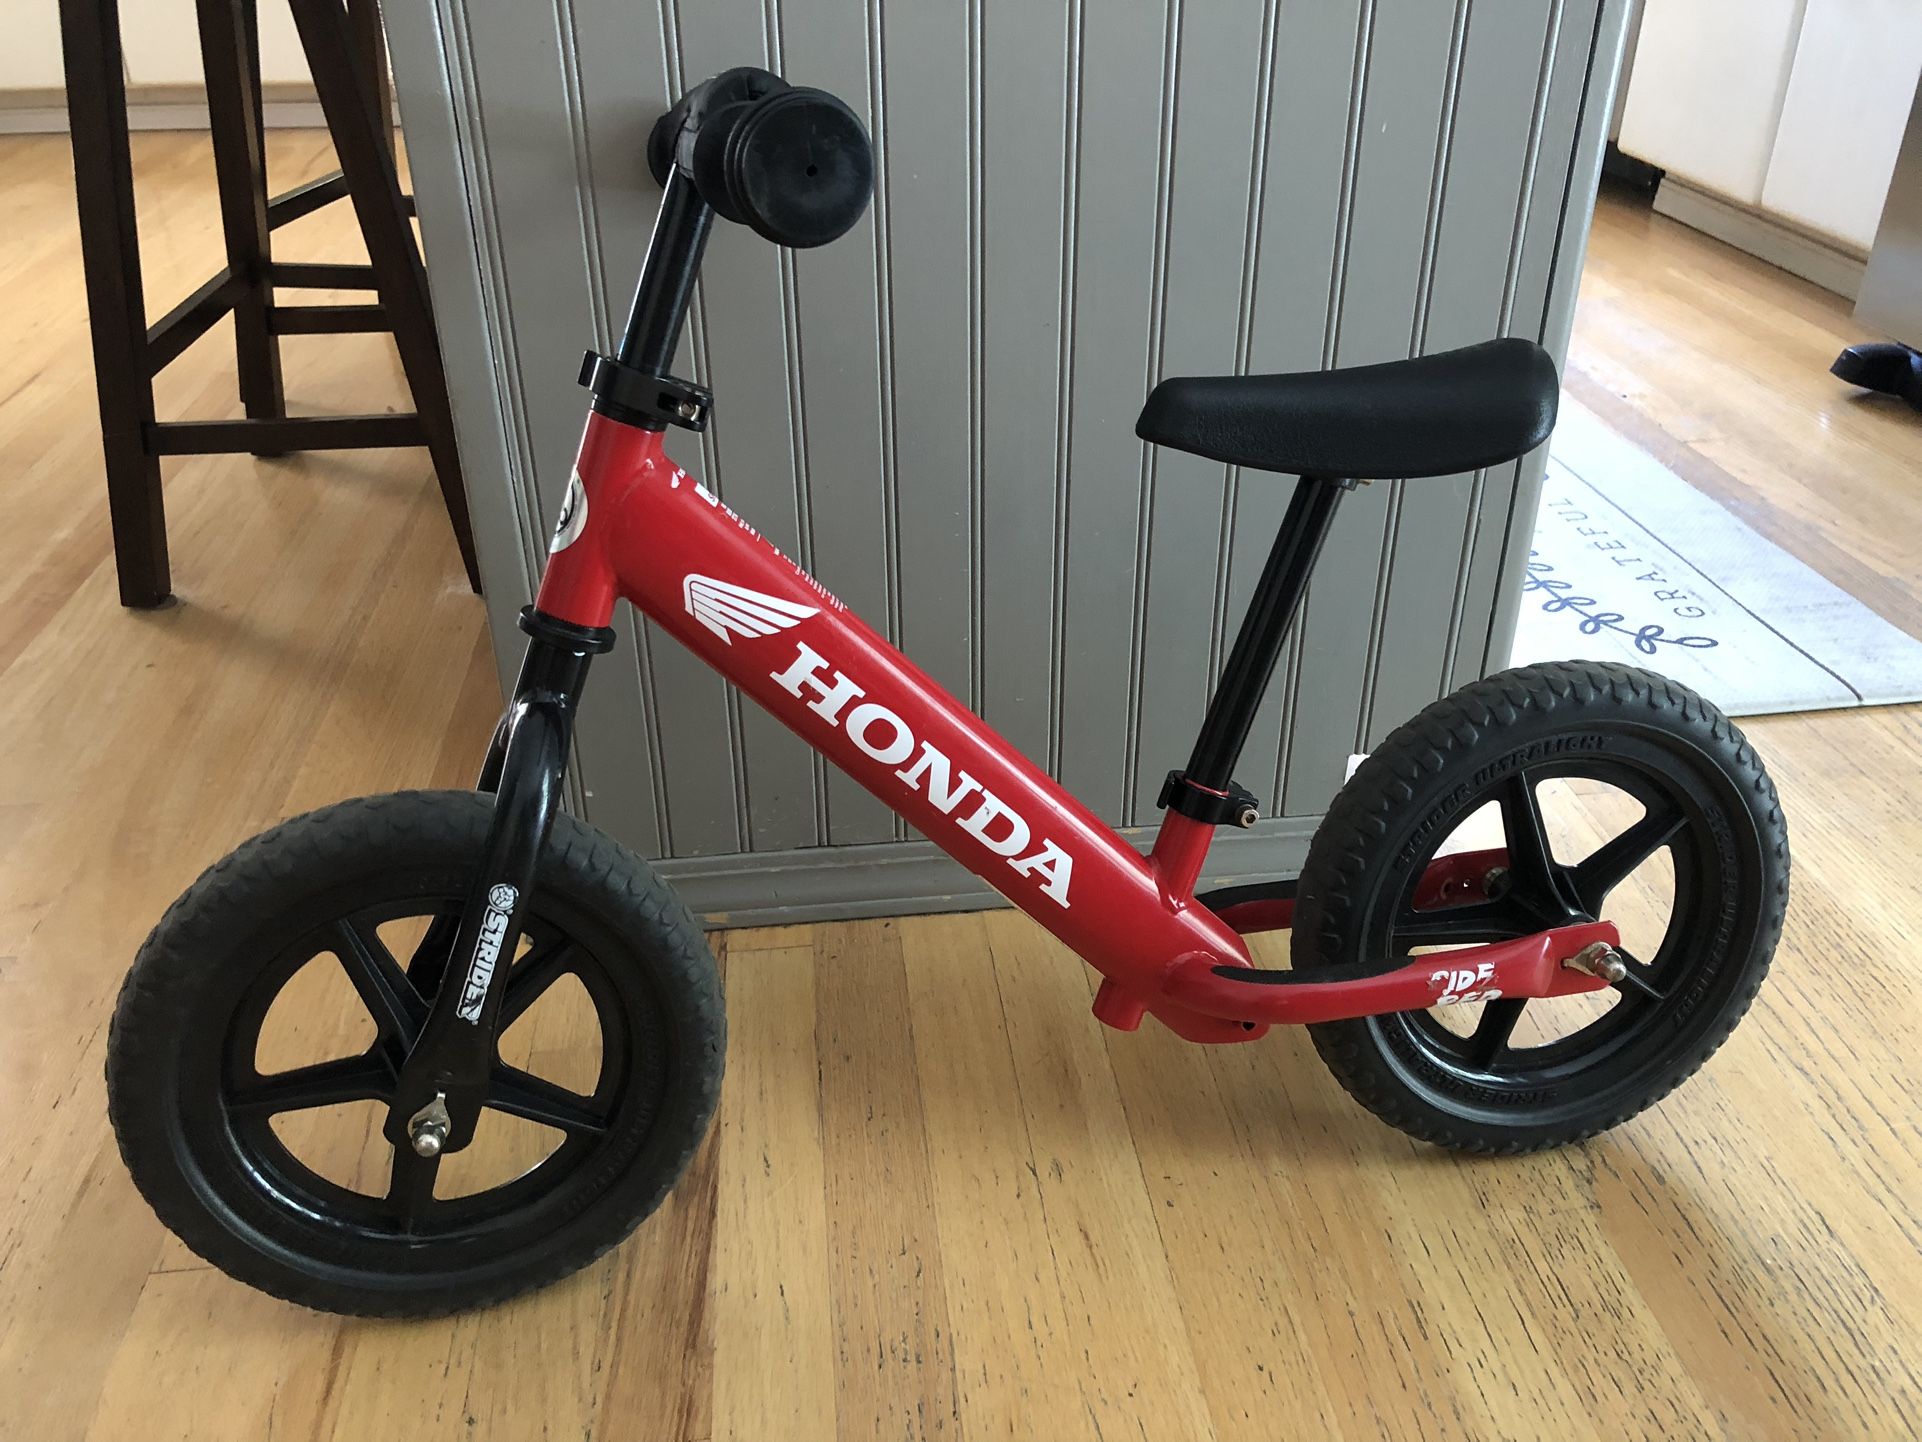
[107,790,724,1316]
[1291,661,1788,1152]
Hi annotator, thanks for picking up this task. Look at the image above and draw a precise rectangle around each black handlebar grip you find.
[719,87,872,248]
[645,102,684,188]
[649,69,873,250]
[648,66,781,188]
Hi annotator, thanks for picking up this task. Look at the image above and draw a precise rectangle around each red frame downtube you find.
[538,414,1617,1039]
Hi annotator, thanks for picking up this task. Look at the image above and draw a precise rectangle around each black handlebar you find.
[647,67,873,250]
[592,69,873,430]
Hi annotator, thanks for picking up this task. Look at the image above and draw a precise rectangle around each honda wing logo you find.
[683,574,819,645]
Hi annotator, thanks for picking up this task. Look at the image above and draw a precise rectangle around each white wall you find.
[3,1,68,90]
[1618,0,1922,251]
[1762,0,1922,247]
[1617,0,1808,205]
[3,0,311,94]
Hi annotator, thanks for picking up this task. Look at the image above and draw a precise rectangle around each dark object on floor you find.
[58,0,482,608]
[1832,342,1922,410]
[1601,140,1664,196]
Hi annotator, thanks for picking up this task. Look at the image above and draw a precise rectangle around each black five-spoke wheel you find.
[108,791,725,1316]
[221,903,641,1241]
[1293,661,1788,1152]
[1385,760,1696,1081]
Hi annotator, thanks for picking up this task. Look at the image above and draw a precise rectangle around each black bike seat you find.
[1136,337,1559,480]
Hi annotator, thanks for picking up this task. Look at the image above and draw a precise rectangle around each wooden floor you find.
[1,134,1918,1441]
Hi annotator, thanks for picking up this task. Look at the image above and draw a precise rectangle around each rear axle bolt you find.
[1563,941,1627,984]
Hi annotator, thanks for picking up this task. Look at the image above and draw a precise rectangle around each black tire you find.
[1292,661,1788,1153]
[107,790,724,1316]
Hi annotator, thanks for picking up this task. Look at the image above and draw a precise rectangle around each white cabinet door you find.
[120,0,311,88]
[1617,0,1807,204]
[3,0,68,90]
[1761,0,1922,249]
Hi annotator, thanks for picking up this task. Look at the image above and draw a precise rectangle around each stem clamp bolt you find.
[1563,940,1627,984]
[407,1091,452,1158]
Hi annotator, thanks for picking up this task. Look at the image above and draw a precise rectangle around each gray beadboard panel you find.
[977,0,1072,767]
[639,3,796,858]
[646,4,820,854]
[1446,453,1524,693]
[878,1,974,707]
[539,2,745,860]
[1513,0,1600,347]
[1054,0,1168,822]
[1489,0,1618,677]
[1280,0,1462,815]
[1235,0,1368,811]
[549,0,678,857]
[1421,0,1563,705]
[381,1,541,665]
[385,0,1631,917]
[778,0,898,846]
[456,11,596,584]
[1364,0,1556,749]
[1450,0,1571,693]
[1457,0,1613,690]
[427,0,681,855]
[1128,0,1274,822]
[1535,0,1624,396]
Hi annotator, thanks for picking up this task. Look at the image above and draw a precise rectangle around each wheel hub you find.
[407,1091,452,1157]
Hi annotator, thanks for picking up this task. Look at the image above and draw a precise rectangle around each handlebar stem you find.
[616,167,714,376]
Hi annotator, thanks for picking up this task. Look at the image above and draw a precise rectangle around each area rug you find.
[1510,399,1922,716]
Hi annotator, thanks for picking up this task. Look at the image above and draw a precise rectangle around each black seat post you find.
[1183,475,1351,794]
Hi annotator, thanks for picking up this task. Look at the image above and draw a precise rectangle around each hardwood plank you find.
[4,1137,171,1442]
[85,1269,343,1442]
[813,919,960,1442]
[899,912,1213,1439]
[976,911,1219,1438]
[897,913,1074,1435]
[586,1128,720,1442]
[707,938,838,1442]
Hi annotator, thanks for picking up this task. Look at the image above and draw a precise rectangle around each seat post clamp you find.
[578,351,713,432]
[1157,771,1261,828]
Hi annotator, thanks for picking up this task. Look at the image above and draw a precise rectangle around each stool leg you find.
[58,0,172,607]
[198,0,287,453]
[288,0,484,594]
[346,0,394,165]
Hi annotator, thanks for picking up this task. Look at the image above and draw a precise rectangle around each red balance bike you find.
[108,69,1790,1316]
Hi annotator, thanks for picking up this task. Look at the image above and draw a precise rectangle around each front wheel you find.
[107,791,724,1316]
[1292,661,1788,1153]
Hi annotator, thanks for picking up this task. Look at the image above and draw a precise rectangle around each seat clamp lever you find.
[1157,771,1261,828]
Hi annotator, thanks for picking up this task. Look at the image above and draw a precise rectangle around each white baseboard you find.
[0,84,373,136]
[1653,179,1868,300]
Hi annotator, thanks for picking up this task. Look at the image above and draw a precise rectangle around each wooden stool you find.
[58,0,482,608]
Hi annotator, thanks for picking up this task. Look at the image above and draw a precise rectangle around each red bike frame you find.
[531,412,1617,1044]
[369,89,1623,1173]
